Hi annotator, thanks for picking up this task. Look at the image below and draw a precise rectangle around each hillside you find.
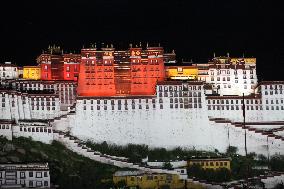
[0,136,121,189]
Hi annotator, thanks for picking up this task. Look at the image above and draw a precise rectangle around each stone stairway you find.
[53,130,227,188]
[209,117,284,143]
[53,130,181,174]
[224,171,284,189]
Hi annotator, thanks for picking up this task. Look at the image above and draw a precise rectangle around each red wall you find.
[77,49,116,96]
[130,47,165,95]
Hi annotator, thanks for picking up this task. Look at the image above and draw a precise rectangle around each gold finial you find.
[106,44,109,48]
[213,52,216,58]
[158,43,160,47]
[227,52,230,57]
[129,43,132,48]
[111,44,113,48]
[139,42,142,47]
[172,49,175,54]
[146,42,149,47]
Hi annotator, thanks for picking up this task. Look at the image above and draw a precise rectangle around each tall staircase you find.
[209,117,284,143]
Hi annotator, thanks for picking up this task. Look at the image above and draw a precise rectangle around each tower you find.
[130,47,165,95]
[77,47,116,96]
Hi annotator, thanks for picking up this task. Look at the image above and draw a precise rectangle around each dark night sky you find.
[0,0,284,81]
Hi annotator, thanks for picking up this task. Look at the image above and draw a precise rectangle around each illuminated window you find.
[177,67,183,72]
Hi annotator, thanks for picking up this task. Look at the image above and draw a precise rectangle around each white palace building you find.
[0,55,284,159]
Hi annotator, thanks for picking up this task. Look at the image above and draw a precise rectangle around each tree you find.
[163,162,173,170]
[226,146,238,156]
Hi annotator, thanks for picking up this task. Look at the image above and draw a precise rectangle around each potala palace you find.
[1,45,284,158]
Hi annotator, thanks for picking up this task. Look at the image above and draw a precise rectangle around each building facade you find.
[0,163,50,188]
[77,46,165,96]
[0,62,18,80]
[188,158,231,170]
[23,66,41,80]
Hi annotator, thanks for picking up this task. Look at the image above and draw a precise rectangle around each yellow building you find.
[188,157,231,170]
[230,58,256,65]
[23,66,41,80]
[165,65,198,80]
[113,171,185,189]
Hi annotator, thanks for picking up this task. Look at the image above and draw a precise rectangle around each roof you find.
[206,94,261,100]
[255,81,284,89]
[0,120,16,124]
[77,95,156,100]
[188,157,231,161]
[23,66,41,68]
[0,63,17,67]
[157,81,204,85]
[114,170,145,177]
[0,163,49,171]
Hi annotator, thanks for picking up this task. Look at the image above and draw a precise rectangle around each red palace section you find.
[36,45,166,97]
[77,46,165,97]
[77,48,116,96]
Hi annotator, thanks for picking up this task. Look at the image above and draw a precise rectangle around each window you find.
[29,172,33,177]
[36,172,42,178]
[20,180,25,185]
[36,181,42,187]
[44,181,48,186]
[29,181,33,187]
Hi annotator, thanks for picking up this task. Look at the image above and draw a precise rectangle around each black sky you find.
[0,0,284,81]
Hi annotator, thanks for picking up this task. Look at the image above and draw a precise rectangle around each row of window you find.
[31,102,56,106]
[170,97,202,103]
[263,85,283,90]
[31,106,56,111]
[208,105,284,111]
[192,161,228,167]
[159,91,202,98]
[211,75,254,82]
[170,103,202,109]
[264,90,283,95]
[83,99,156,105]
[265,99,284,104]
[0,171,48,179]
[0,67,17,71]
[210,69,254,75]
[208,99,262,105]
[158,85,202,92]
[19,127,52,133]
[83,104,155,111]
[30,97,56,101]
[0,125,10,129]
